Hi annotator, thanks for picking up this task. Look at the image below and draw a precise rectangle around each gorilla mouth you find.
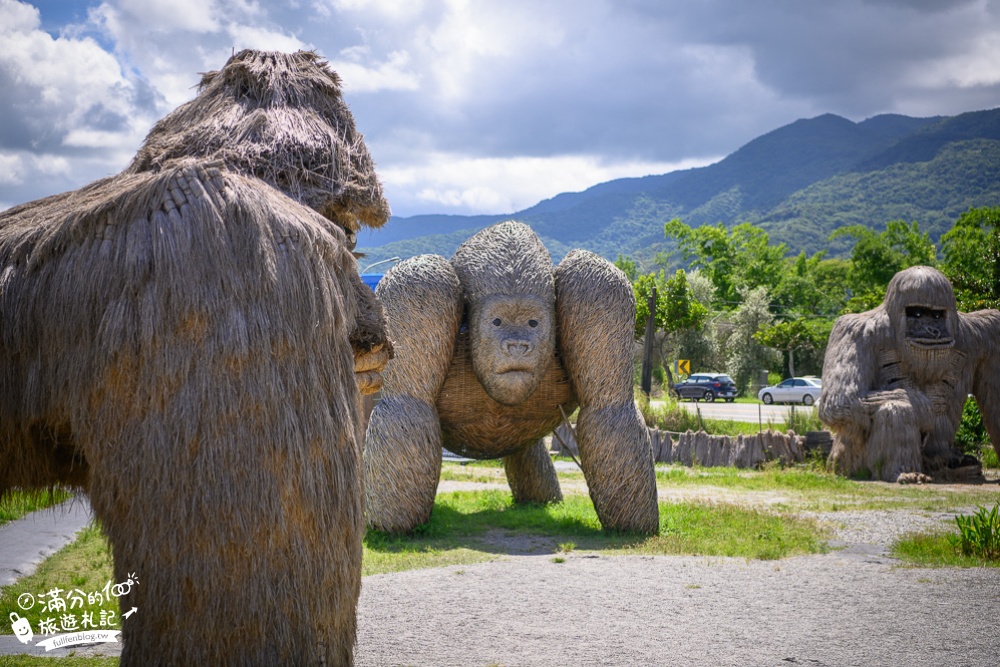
[908,337,955,348]
[495,365,533,376]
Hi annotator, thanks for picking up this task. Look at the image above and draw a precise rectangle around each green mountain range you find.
[357,108,1000,271]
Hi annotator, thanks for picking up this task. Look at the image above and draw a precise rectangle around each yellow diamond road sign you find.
[677,359,690,375]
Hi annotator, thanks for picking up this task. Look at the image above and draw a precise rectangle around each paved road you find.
[672,399,815,425]
[0,497,92,586]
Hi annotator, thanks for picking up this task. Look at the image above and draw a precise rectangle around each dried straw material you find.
[1,49,393,665]
[819,266,1000,482]
[127,49,390,232]
[365,222,658,534]
[0,159,378,665]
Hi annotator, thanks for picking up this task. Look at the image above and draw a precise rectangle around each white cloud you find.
[115,0,219,33]
[379,152,720,215]
[4,0,1000,218]
[225,22,307,52]
[0,153,24,185]
[329,48,420,93]
[907,30,1000,88]
[1,0,36,30]
[0,152,71,185]
[0,0,163,205]
[320,0,427,21]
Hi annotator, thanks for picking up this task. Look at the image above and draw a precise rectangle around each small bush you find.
[953,504,1000,560]
[780,405,824,434]
[637,394,702,433]
[979,444,999,470]
[954,397,987,456]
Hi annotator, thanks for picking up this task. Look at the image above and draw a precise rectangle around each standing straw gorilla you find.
[0,51,390,665]
[365,221,659,534]
[819,266,1000,482]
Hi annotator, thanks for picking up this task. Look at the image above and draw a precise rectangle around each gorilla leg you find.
[364,256,463,532]
[867,400,923,482]
[504,439,562,504]
[828,425,870,478]
[554,250,658,533]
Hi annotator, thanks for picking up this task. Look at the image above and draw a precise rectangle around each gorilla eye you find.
[528,319,539,328]
[492,318,502,326]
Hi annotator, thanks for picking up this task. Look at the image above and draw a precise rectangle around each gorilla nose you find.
[505,340,531,356]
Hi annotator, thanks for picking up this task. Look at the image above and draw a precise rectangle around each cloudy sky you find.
[2,0,1000,218]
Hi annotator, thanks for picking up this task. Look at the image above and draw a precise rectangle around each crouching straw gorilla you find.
[819,266,1000,482]
[364,221,659,534]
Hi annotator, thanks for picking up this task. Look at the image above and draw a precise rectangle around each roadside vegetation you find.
[0,488,73,527]
[893,503,1000,568]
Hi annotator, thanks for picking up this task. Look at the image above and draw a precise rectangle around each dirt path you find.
[356,532,1000,667]
[355,477,1000,667]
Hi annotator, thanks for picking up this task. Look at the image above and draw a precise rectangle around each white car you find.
[757,377,822,406]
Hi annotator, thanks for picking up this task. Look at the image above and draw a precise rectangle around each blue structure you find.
[360,274,383,291]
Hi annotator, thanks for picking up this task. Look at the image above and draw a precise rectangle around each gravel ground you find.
[356,508,1000,667]
[3,491,999,664]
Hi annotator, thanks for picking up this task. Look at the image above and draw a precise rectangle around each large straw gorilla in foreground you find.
[819,266,1000,482]
[365,221,659,534]
[0,51,389,665]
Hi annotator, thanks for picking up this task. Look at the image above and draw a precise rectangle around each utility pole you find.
[641,287,657,397]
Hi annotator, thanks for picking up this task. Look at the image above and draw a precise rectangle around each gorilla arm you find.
[363,255,463,532]
[555,250,658,534]
[967,309,1000,458]
[818,314,877,437]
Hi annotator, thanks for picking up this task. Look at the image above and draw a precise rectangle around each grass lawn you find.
[0,658,119,666]
[0,523,118,634]
[363,488,827,576]
[2,460,997,657]
[0,489,73,527]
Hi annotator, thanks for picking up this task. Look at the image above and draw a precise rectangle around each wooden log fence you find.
[551,422,813,469]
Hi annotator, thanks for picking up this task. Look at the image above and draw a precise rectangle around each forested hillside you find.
[357,108,1000,269]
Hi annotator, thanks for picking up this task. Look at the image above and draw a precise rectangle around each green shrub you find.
[637,394,702,433]
[980,444,999,470]
[954,397,987,455]
[953,504,1000,560]
[781,405,824,434]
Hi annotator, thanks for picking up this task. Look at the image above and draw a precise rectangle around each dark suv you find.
[672,373,738,402]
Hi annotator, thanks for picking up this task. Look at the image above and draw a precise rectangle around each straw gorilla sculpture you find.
[0,51,389,665]
[819,266,1000,482]
[365,221,659,534]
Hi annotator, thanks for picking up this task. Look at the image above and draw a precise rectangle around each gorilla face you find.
[905,305,954,348]
[470,295,555,406]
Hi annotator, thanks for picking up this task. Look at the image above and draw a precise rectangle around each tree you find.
[613,254,640,282]
[629,268,711,388]
[754,318,825,378]
[829,220,936,293]
[662,269,709,334]
[940,207,1000,311]
[771,252,851,318]
[664,219,787,307]
[714,286,779,393]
